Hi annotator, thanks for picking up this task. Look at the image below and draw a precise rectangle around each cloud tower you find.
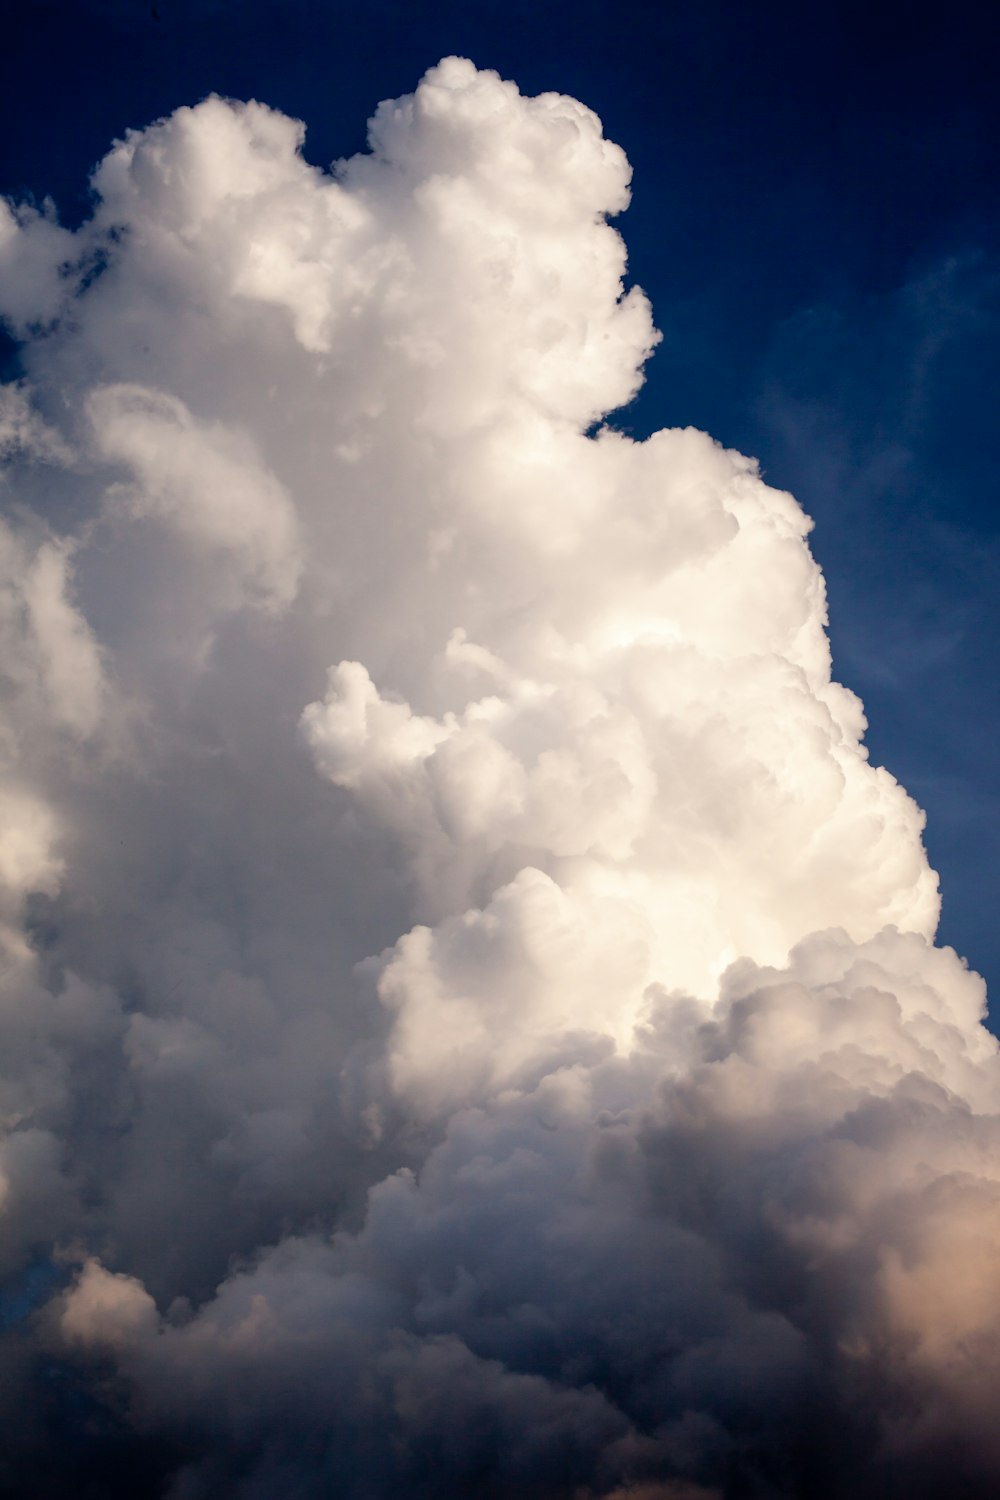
[0,58,996,1500]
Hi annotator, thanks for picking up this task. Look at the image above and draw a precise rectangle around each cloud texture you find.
[0,57,996,1499]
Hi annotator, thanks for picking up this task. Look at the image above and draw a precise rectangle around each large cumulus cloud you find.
[0,57,995,1499]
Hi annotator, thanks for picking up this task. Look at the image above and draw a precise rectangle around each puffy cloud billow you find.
[0,57,996,1500]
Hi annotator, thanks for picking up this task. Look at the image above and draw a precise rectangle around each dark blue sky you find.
[3,0,997,997]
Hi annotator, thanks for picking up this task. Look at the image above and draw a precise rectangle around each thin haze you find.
[0,59,997,1500]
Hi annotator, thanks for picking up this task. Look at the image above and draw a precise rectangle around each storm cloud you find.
[0,58,996,1499]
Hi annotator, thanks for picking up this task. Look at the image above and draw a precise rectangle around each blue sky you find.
[3,0,997,994]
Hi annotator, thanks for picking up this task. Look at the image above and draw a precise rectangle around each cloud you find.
[0,57,996,1500]
[88,382,302,612]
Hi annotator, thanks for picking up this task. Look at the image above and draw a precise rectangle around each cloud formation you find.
[0,56,996,1499]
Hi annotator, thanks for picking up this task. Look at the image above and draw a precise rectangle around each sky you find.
[0,4,999,1499]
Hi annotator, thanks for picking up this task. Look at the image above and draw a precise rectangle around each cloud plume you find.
[0,56,996,1499]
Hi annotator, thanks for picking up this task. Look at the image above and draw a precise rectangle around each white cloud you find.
[88,383,302,612]
[0,56,994,1500]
